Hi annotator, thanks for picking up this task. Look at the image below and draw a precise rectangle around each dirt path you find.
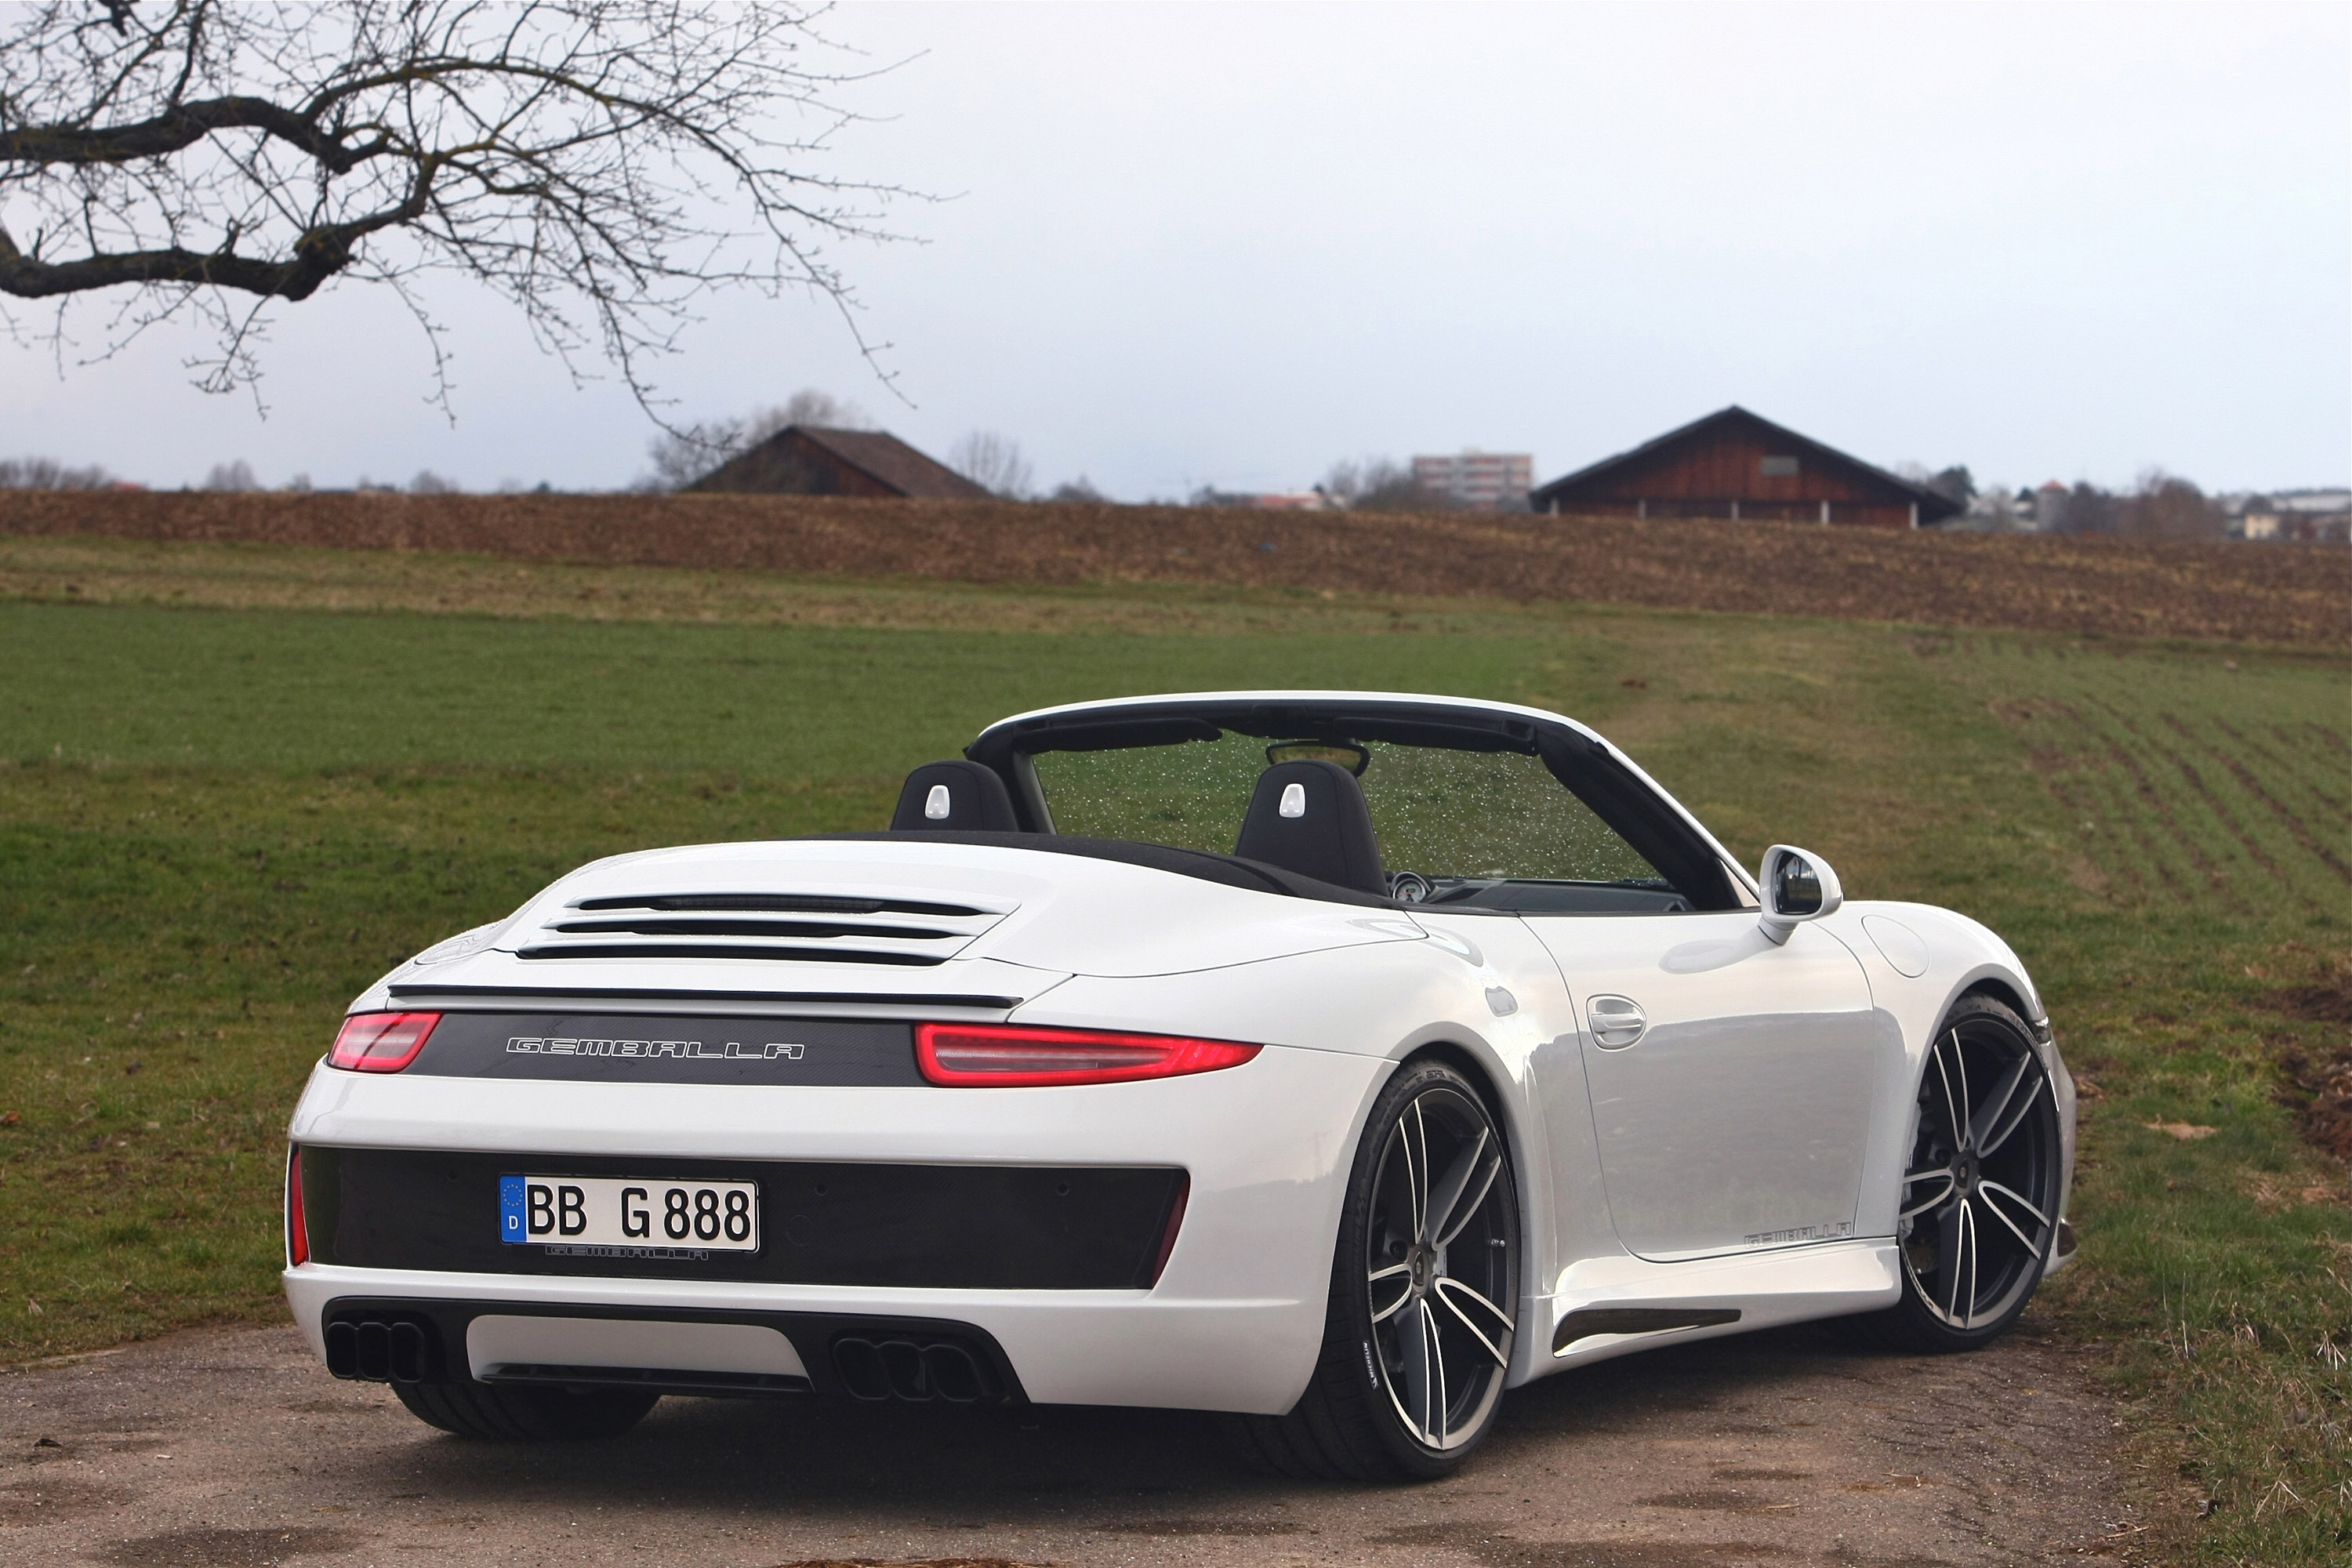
[4,1321,2135,1568]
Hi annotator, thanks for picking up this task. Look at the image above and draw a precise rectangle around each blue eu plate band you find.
[499,1174,528,1244]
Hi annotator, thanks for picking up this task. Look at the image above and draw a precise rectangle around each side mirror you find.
[1759,844,1842,945]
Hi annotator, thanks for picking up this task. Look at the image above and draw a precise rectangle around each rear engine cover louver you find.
[514,892,1014,967]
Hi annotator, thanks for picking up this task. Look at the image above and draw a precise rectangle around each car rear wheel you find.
[394,1378,658,1441]
[1234,1058,1519,1481]
[1857,993,2063,1352]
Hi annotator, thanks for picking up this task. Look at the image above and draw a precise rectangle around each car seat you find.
[890,760,1020,832]
[1232,759,1388,896]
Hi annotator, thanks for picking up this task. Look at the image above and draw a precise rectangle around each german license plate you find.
[498,1175,760,1251]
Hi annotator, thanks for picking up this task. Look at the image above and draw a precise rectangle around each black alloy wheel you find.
[1864,993,2063,1351]
[1234,1058,1520,1480]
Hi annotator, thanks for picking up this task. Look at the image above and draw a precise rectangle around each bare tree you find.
[1048,475,1108,503]
[763,388,870,434]
[949,430,1033,499]
[0,455,114,487]
[202,458,257,490]
[2049,481,2118,536]
[1321,456,1449,512]
[0,2,911,412]
[2115,469,2223,539]
[408,468,461,494]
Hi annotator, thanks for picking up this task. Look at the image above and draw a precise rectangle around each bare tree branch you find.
[0,0,916,416]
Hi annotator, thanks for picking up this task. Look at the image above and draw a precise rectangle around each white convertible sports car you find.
[284,690,2076,1479]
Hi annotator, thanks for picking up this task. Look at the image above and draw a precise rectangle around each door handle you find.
[1587,994,1648,1050]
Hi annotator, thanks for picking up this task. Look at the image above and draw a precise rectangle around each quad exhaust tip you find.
[324,1317,437,1385]
[832,1336,998,1403]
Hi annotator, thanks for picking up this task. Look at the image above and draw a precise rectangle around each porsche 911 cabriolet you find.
[284,690,2076,1479]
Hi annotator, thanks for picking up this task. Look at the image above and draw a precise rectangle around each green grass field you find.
[0,538,2344,1562]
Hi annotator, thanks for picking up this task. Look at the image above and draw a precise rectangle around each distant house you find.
[1412,451,1534,511]
[687,426,993,499]
[1529,406,1960,528]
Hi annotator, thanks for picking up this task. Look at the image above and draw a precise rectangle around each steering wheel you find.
[1388,870,1434,904]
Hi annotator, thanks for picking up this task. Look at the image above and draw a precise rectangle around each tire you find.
[1236,1058,1519,1482]
[394,1378,659,1441]
[1852,993,2063,1352]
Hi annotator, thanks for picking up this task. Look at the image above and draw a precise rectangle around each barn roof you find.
[1529,405,1960,520]
[691,425,993,499]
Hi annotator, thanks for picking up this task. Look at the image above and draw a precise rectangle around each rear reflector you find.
[1149,1173,1189,1285]
[327,1011,441,1073]
[285,1148,309,1267]
[916,1023,1260,1087]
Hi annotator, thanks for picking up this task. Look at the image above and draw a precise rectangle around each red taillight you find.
[285,1147,309,1266]
[915,1023,1261,1087]
[327,1011,441,1073]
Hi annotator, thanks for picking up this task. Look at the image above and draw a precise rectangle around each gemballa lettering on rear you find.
[505,1036,806,1060]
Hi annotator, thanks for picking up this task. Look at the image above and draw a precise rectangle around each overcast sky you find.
[4,2,2346,499]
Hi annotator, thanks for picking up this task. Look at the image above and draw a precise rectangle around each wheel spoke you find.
[1951,1030,1973,1144]
[1900,1171,1955,1221]
[1975,1182,2046,1257]
[1418,1126,1485,1247]
[1969,1052,2032,1152]
[1432,1278,1514,1367]
[1962,1200,1980,1328]
[1408,1101,1431,1240]
[1978,1072,2045,1158]
[1978,1178,2049,1227]
[1425,1130,1499,1248]
[1930,1034,1966,1151]
[1392,1290,1434,1443]
[1369,1264,1414,1323]
[1936,1198,1966,1324]
[1422,1298,1450,1446]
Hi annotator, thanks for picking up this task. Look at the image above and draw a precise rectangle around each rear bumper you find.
[281,1040,1388,1414]
[284,1264,1327,1413]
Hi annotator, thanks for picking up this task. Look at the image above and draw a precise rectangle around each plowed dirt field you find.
[2,491,2339,647]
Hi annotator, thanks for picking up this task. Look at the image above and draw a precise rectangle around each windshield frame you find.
[964,691,1755,913]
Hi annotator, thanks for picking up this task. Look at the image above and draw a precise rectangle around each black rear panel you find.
[404,1014,923,1086]
[299,1147,1182,1290]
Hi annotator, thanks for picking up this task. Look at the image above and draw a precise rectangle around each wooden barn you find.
[687,426,993,499]
[1529,406,1959,528]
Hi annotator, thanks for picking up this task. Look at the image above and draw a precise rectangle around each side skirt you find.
[1512,1240,1900,1381]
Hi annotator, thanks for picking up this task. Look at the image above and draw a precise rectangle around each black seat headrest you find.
[1233,759,1388,897]
[891,760,1019,833]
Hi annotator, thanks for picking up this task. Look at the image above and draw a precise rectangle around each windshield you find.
[1029,731,1666,887]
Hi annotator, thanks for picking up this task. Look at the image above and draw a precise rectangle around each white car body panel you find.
[284,690,2073,1417]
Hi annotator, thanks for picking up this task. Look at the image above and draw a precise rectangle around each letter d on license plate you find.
[498,1174,760,1252]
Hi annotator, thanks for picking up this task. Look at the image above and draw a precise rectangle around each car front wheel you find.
[1235,1058,1520,1481]
[1860,993,2064,1352]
